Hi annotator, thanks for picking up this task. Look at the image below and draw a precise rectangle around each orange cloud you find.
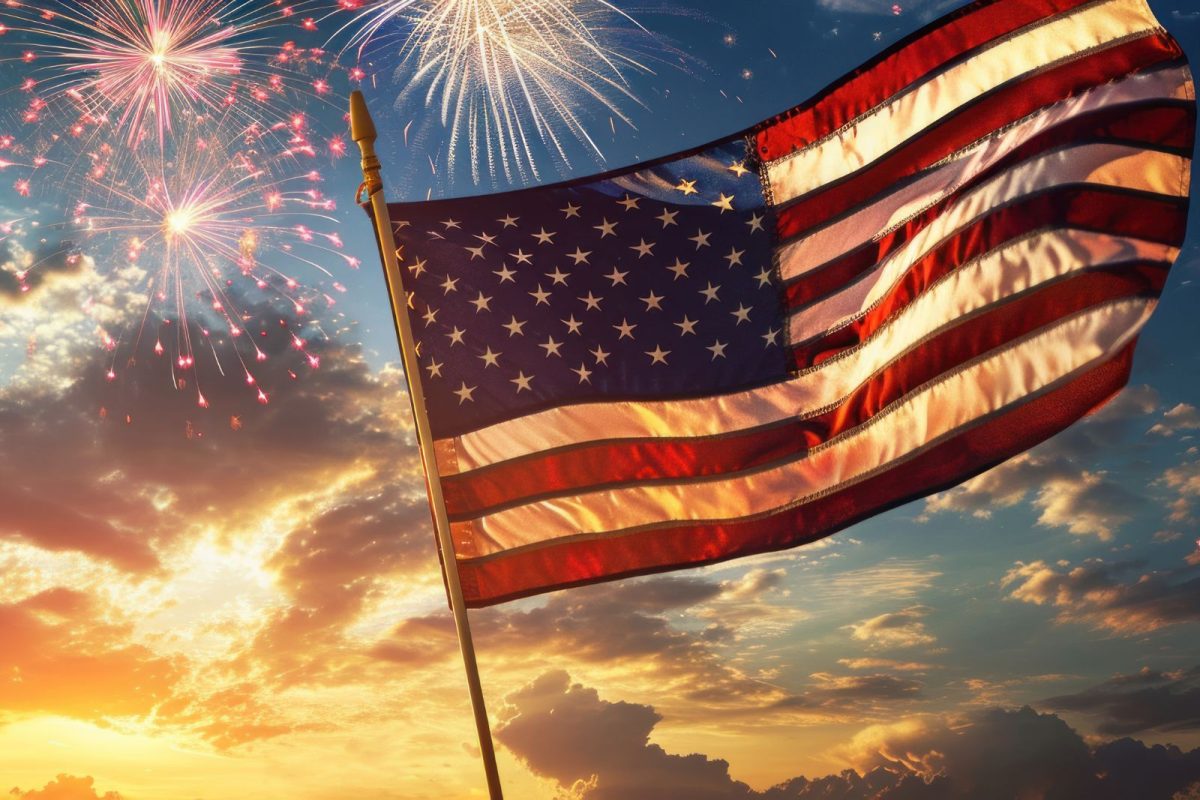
[0,589,182,722]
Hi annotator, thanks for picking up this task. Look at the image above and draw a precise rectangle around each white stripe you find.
[766,0,1163,204]
[456,299,1154,555]
[439,229,1175,475]
[776,66,1193,280]
[787,143,1188,343]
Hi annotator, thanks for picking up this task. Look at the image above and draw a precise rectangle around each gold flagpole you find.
[349,90,505,800]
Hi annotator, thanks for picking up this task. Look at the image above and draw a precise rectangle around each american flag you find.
[373,0,1194,607]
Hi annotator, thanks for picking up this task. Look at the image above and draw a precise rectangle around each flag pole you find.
[350,90,505,800]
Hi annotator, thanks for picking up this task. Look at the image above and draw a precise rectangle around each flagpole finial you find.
[349,90,377,146]
[350,91,382,200]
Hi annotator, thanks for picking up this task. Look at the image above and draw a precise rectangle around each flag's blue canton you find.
[388,138,788,438]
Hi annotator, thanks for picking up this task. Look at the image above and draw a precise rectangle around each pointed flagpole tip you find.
[349,90,377,145]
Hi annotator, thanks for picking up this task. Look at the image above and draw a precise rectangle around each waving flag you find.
[369,0,1194,607]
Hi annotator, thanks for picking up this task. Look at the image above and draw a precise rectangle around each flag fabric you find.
[370,0,1194,607]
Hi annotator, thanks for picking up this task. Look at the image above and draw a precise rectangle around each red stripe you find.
[458,345,1138,607]
[783,183,1187,322]
[443,266,1164,520]
[775,35,1188,238]
[754,0,1104,162]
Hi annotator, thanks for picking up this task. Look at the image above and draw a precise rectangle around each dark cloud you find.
[0,288,419,574]
[1003,558,1200,634]
[496,670,758,800]
[7,774,124,800]
[498,672,1200,800]
[1043,666,1200,736]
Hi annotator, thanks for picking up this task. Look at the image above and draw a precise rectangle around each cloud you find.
[1042,666,1200,736]
[1163,461,1200,523]
[7,774,124,800]
[498,672,1200,800]
[0,588,182,722]
[1002,559,1200,634]
[1149,404,1200,437]
[923,385,1157,538]
[846,605,937,649]
[496,670,759,800]
[837,658,936,672]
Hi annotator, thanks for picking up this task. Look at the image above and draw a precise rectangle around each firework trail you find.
[334,0,658,185]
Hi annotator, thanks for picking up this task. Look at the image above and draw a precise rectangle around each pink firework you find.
[78,121,352,405]
[2,0,340,150]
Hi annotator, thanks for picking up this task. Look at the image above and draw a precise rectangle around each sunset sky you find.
[1,1,1198,798]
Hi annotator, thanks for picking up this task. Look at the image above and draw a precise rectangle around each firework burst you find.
[77,121,353,407]
[1,0,344,155]
[337,0,657,185]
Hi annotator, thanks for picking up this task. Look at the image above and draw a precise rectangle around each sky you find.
[0,0,1198,798]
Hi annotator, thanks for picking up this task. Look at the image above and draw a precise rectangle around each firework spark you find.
[337,0,656,184]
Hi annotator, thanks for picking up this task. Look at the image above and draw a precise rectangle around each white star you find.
[590,345,611,365]
[532,228,556,245]
[731,303,752,325]
[425,359,443,377]
[421,306,438,327]
[529,285,552,306]
[613,318,637,340]
[712,193,735,213]
[645,345,670,365]
[604,267,629,286]
[676,179,698,196]
[630,239,655,258]
[475,231,497,246]
[707,340,728,359]
[539,336,563,357]
[511,371,534,392]
[754,267,773,288]
[494,264,517,283]
[469,292,493,313]
[561,202,582,218]
[568,247,592,265]
[640,291,664,311]
[510,249,533,265]
[503,316,526,336]
[545,267,569,286]
[479,347,501,368]
[657,208,679,227]
[562,315,584,335]
[579,292,604,311]
[667,258,690,280]
[441,218,462,230]
[453,382,475,403]
[498,214,519,228]
[617,194,640,211]
[409,257,427,277]
[440,275,459,294]
[728,160,751,177]
[762,327,781,347]
[725,247,745,267]
[746,213,765,233]
[447,326,466,346]
[675,316,698,336]
[594,218,618,238]
[690,229,712,249]
[464,244,486,260]
[699,282,721,304]
[573,363,593,384]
